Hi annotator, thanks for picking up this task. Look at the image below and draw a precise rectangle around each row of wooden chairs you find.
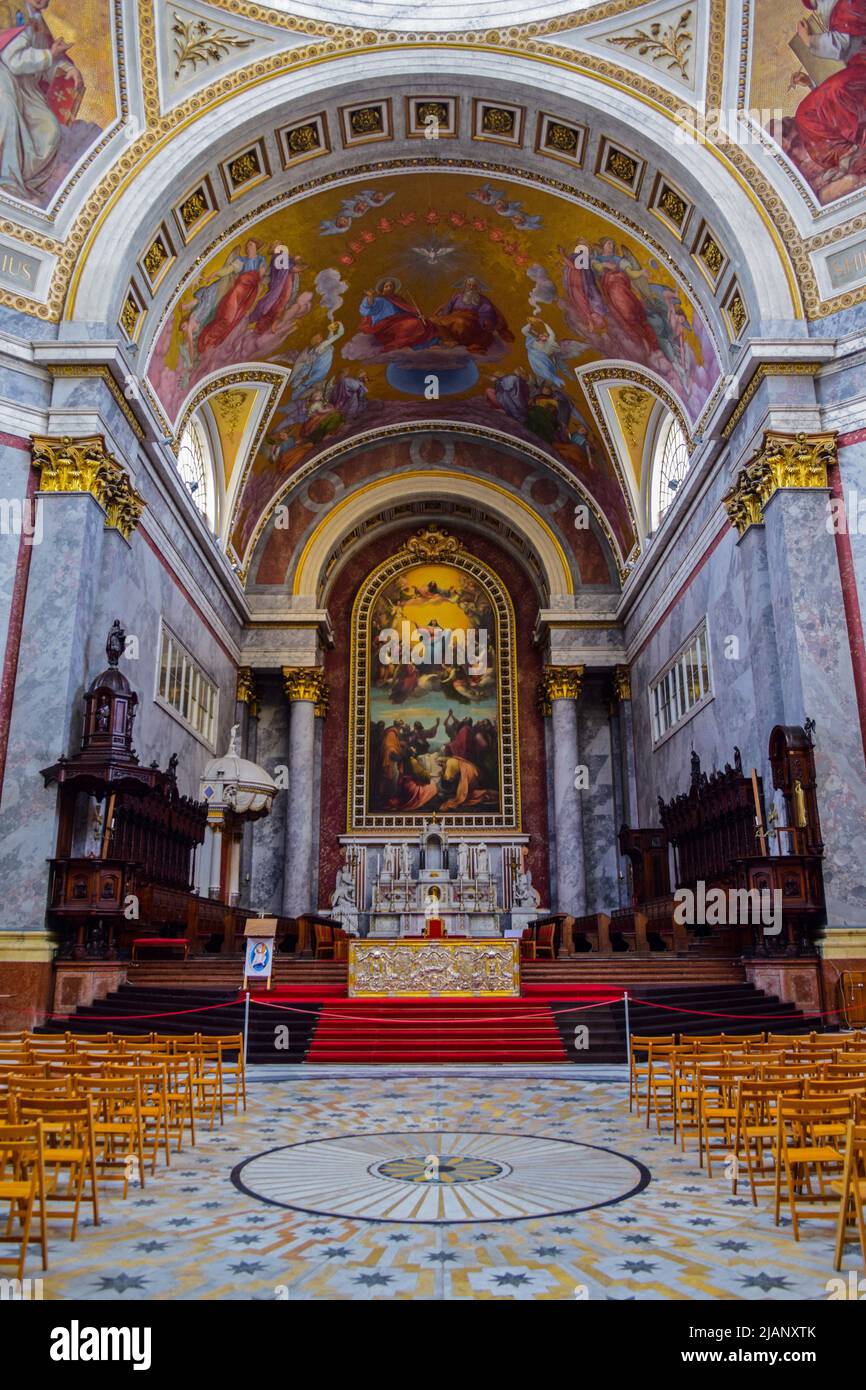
[628,1030,866,1271]
[0,1031,247,1279]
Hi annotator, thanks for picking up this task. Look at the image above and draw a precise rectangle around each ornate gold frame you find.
[347,528,520,833]
[348,938,520,998]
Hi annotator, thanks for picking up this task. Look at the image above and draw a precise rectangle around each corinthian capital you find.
[537,664,584,715]
[282,665,329,717]
[31,434,145,541]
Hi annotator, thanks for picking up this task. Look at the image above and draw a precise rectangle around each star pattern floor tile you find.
[36,1068,856,1301]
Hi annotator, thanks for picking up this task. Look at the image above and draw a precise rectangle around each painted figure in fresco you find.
[590,240,658,354]
[558,243,608,337]
[286,320,345,396]
[522,318,583,384]
[248,244,305,336]
[486,367,531,423]
[792,1,866,183]
[328,368,369,419]
[358,278,436,351]
[434,276,514,354]
[0,0,80,201]
[197,240,267,354]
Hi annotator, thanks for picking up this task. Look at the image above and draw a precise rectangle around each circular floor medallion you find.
[231,1130,649,1224]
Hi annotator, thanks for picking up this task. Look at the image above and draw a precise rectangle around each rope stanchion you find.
[628,996,847,1023]
[245,993,622,1026]
[243,990,250,1069]
[624,991,632,1071]
[33,999,242,1024]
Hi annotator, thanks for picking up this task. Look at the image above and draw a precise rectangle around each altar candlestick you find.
[751,768,768,856]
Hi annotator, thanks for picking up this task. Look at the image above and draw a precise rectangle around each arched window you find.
[650,413,690,530]
[176,416,216,528]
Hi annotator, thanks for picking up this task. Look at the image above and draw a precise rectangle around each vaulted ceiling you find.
[3,1,864,581]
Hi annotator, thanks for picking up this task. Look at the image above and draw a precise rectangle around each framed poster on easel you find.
[242,917,278,990]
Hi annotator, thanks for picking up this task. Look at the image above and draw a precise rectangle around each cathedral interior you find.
[1,0,866,1318]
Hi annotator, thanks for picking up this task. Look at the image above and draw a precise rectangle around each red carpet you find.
[302,997,569,1063]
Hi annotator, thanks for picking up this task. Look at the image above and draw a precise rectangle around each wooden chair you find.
[731,1079,804,1203]
[644,1041,680,1133]
[535,922,556,960]
[178,1042,224,1130]
[314,922,335,959]
[698,1065,753,1175]
[628,1035,675,1114]
[0,1121,48,1276]
[10,1096,99,1238]
[162,1053,197,1151]
[773,1097,854,1239]
[109,1062,171,1171]
[833,1122,866,1272]
[76,1076,146,1196]
[214,1035,246,1116]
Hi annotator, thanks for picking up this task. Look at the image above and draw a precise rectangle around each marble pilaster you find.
[761,487,866,925]
[281,667,328,918]
[540,666,587,917]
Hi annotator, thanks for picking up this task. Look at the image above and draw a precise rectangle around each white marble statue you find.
[457,841,470,880]
[513,868,542,909]
[330,853,359,935]
[400,842,413,879]
[476,842,490,878]
[382,842,396,878]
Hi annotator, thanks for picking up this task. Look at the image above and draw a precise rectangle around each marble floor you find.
[37,1067,857,1301]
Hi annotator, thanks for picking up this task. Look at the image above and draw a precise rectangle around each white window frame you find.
[649,621,713,747]
[154,620,219,749]
[649,410,691,531]
[176,414,217,530]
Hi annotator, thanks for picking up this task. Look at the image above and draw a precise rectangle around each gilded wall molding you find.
[721,363,824,443]
[49,365,146,443]
[31,434,146,541]
[723,431,837,539]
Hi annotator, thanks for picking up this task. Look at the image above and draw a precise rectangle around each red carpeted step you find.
[304,997,569,1063]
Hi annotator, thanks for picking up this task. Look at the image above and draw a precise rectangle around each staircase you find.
[42,984,320,1064]
[45,955,814,1064]
[305,998,568,1064]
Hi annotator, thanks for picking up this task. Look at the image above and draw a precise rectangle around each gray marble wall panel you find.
[578,688,619,915]
[0,441,32,664]
[762,490,866,925]
[629,530,761,822]
[248,679,288,914]
[0,493,105,931]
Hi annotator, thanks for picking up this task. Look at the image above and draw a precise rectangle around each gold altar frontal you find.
[347,938,520,998]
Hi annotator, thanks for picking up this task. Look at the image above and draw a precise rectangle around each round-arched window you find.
[650,413,690,530]
[176,417,216,528]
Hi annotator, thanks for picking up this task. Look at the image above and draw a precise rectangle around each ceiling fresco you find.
[750,0,866,209]
[0,0,118,209]
[146,171,720,561]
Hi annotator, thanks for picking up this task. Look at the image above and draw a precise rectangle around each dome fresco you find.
[147,172,720,560]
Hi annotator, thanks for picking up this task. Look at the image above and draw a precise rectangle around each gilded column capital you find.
[723,431,836,539]
[282,665,329,717]
[236,666,259,719]
[611,666,632,702]
[31,434,145,541]
[537,664,584,716]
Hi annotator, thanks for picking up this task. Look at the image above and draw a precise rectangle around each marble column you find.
[207,820,223,900]
[539,665,586,917]
[281,666,328,919]
[609,667,635,908]
[235,667,258,908]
